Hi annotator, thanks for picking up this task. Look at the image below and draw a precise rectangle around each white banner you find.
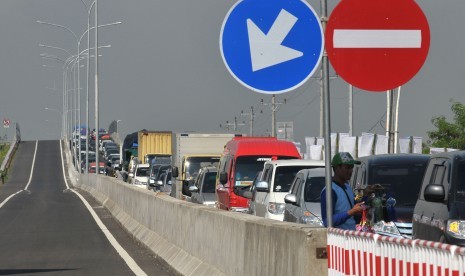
[399,137,411,153]
[358,133,374,157]
[305,137,315,159]
[412,137,423,154]
[341,136,357,158]
[447,148,459,152]
[430,147,445,154]
[331,133,337,160]
[316,137,324,146]
[310,145,323,160]
[338,133,349,152]
[375,134,389,155]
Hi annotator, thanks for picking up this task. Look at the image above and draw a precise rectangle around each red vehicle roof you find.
[223,137,301,158]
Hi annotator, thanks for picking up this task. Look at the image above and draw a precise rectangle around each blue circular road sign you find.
[220,0,323,94]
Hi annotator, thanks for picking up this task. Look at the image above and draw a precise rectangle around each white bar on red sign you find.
[333,30,422,48]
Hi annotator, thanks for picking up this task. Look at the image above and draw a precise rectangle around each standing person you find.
[320,152,364,230]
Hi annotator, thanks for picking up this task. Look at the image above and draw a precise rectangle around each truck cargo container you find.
[171,132,242,199]
[122,130,172,173]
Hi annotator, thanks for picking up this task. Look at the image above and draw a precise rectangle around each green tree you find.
[427,99,465,150]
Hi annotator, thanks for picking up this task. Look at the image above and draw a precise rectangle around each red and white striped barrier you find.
[328,228,465,276]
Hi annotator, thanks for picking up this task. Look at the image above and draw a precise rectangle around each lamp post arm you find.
[36,21,79,43]
[39,44,72,57]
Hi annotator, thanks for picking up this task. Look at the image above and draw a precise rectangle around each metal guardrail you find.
[327,228,465,276]
[0,141,17,172]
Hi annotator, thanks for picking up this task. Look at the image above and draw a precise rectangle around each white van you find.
[253,159,325,221]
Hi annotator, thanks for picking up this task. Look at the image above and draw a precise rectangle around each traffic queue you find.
[73,128,465,247]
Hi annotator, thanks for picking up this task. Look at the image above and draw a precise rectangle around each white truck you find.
[171,132,242,199]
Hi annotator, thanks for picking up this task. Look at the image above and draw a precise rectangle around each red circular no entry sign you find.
[325,0,430,92]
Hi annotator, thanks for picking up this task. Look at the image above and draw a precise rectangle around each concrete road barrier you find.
[65,145,328,276]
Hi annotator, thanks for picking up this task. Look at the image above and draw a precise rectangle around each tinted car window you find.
[304,176,325,202]
[455,161,465,202]
[368,163,427,207]
[202,172,217,193]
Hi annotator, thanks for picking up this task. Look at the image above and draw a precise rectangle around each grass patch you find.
[0,143,10,168]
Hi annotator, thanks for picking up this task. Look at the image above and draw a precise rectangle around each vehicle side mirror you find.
[255,181,269,193]
[172,166,179,178]
[189,186,199,193]
[424,184,445,202]
[243,191,253,199]
[219,172,228,185]
[284,194,297,205]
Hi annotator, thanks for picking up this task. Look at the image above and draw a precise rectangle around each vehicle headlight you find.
[300,212,323,226]
[373,221,401,236]
[268,202,285,215]
[447,220,465,239]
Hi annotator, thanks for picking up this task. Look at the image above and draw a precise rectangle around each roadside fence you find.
[328,228,465,276]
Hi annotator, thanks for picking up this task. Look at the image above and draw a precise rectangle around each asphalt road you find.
[0,140,179,276]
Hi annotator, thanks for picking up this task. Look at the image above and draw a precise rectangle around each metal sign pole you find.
[321,0,333,227]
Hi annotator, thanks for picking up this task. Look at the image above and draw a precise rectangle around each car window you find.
[304,176,325,202]
[368,162,428,207]
[290,173,303,195]
[202,172,217,193]
[274,166,317,193]
[454,160,465,202]
[136,167,149,177]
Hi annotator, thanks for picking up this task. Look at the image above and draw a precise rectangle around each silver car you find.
[283,168,327,226]
[189,166,217,207]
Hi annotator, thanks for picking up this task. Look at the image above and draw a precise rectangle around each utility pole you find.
[261,95,285,137]
[220,117,244,132]
[241,106,255,136]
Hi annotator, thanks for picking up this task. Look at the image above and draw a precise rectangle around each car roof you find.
[264,159,325,167]
[429,150,465,159]
[357,153,430,165]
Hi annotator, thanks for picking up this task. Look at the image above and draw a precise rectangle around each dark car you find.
[413,151,465,246]
[189,166,217,207]
[350,153,430,239]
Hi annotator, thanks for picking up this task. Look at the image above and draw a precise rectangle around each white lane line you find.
[0,140,38,209]
[333,29,422,48]
[24,140,38,191]
[59,141,147,276]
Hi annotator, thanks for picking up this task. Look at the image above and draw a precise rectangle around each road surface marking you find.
[59,141,147,276]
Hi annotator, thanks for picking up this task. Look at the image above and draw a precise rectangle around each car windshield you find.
[136,167,149,177]
[202,172,217,193]
[304,176,326,202]
[234,156,273,187]
[273,166,320,192]
[368,163,427,207]
[185,157,220,179]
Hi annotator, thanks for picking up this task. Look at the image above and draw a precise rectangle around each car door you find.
[284,173,303,223]
[413,157,449,242]
[255,164,273,217]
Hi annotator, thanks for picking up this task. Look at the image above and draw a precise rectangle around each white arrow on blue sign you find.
[220,0,324,94]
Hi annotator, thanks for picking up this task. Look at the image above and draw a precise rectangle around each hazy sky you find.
[0,0,464,148]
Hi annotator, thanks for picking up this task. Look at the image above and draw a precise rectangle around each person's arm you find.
[321,189,351,227]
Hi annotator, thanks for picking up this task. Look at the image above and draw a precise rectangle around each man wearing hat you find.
[320,152,364,230]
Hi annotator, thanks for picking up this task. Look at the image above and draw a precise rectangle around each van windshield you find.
[368,163,427,207]
[234,156,273,187]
